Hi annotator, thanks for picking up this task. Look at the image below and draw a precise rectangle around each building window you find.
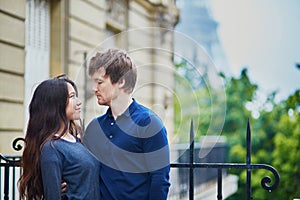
[24,0,50,127]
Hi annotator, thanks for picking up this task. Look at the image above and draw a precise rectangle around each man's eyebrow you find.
[93,77,103,81]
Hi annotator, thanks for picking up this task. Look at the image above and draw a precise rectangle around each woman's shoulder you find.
[41,140,59,152]
[41,139,73,153]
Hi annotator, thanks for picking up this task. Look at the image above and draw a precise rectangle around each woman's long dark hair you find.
[18,75,82,200]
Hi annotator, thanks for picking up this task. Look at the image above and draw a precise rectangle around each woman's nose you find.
[77,98,82,106]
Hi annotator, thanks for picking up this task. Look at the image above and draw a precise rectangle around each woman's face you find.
[66,82,81,121]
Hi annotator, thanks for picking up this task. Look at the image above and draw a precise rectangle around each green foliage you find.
[174,59,212,142]
[174,62,300,199]
[222,69,255,137]
[270,93,300,199]
[173,78,211,142]
[222,76,300,199]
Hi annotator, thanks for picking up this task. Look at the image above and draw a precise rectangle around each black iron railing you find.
[0,138,23,200]
[170,119,280,200]
[0,120,280,200]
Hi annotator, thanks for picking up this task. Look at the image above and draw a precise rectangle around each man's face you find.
[91,67,119,106]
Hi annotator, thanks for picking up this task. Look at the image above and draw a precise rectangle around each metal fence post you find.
[189,119,194,200]
[246,119,252,200]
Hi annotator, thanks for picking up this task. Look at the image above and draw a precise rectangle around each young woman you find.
[18,75,100,200]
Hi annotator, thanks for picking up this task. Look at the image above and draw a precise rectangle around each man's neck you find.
[110,93,133,119]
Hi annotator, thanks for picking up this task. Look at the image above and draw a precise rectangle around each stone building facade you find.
[0,0,179,154]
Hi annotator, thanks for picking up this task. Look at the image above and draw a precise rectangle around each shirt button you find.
[109,135,113,139]
[110,122,114,125]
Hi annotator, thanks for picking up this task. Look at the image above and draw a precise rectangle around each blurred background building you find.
[0,0,179,154]
[175,0,230,76]
[1,0,237,199]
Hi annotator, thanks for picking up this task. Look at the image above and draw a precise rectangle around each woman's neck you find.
[56,123,76,142]
[55,132,76,143]
[61,133,76,142]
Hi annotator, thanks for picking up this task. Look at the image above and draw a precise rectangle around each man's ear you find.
[118,78,125,89]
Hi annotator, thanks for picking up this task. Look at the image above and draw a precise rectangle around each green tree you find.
[222,68,257,152]
[270,90,300,199]
[224,74,300,199]
[222,68,259,199]
[174,60,212,142]
[174,62,300,199]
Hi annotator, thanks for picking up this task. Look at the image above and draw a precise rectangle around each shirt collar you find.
[106,98,137,118]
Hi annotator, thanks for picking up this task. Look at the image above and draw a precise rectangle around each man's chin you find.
[97,100,107,106]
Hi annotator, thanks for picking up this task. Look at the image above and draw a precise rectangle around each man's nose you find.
[92,83,98,92]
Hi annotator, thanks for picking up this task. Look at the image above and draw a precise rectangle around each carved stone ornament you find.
[106,0,127,30]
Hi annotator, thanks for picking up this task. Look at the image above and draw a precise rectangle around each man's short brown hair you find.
[88,48,137,93]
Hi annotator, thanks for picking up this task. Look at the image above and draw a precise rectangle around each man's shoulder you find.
[84,115,107,139]
[86,114,107,127]
[85,117,100,133]
[132,100,152,115]
[131,101,164,127]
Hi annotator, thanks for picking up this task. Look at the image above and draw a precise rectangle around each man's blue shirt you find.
[84,99,170,200]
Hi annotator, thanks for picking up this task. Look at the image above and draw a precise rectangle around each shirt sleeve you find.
[143,116,171,200]
[40,141,63,200]
[149,166,171,200]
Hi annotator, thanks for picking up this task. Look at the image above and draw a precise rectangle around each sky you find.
[210,0,300,102]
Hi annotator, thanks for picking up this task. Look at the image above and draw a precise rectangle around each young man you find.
[83,48,171,200]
